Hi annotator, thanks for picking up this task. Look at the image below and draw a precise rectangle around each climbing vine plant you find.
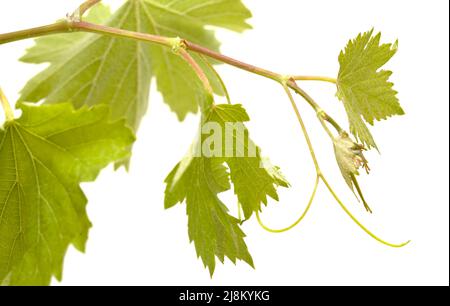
[0,0,409,285]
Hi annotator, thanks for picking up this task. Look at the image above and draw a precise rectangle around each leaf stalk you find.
[293,76,337,84]
[75,0,102,19]
[177,48,213,95]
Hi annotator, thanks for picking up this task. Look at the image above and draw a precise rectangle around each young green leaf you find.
[207,104,289,219]
[165,158,253,276]
[337,29,405,149]
[165,103,288,274]
[19,0,252,165]
[0,103,135,286]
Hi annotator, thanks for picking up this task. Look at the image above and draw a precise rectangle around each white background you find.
[0,0,448,286]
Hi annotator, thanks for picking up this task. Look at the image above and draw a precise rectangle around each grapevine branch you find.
[0,0,410,248]
[0,20,342,133]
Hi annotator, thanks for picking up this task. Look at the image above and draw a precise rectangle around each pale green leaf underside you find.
[0,103,134,285]
[19,0,252,130]
[165,158,253,276]
[337,29,405,149]
[20,4,111,64]
[208,104,289,219]
[165,103,288,275]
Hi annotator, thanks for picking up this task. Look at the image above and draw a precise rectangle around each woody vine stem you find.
[0,0,410,248]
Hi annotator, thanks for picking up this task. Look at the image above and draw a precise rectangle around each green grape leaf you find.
[207,104,289,219]
[165,158,253,276]
[164,103,288,275]
[0,103,135,286]
[20,4,111,64]
[19,0,252,165]
[337,29,405,149]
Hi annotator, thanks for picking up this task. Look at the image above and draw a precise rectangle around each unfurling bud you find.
[334,132,372,213]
